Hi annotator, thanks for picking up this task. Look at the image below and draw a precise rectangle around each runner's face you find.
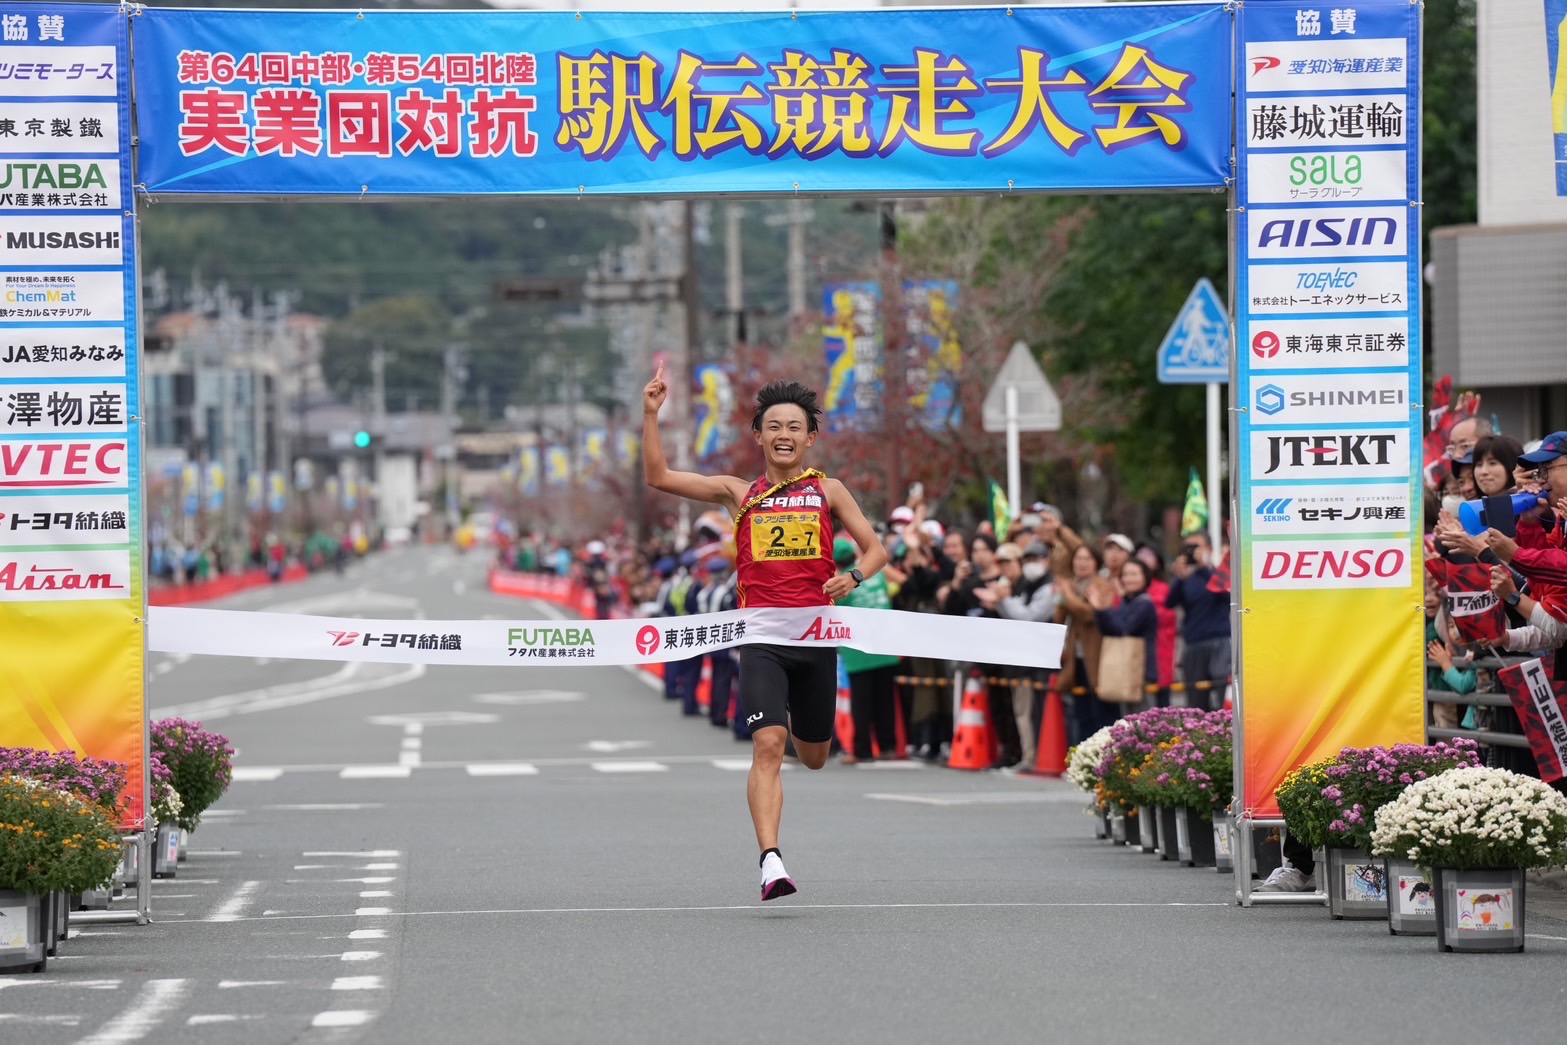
[755,404,814,468]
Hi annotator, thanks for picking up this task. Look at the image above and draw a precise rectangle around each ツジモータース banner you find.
[149,604,1066,671]
[131,4,1231,196]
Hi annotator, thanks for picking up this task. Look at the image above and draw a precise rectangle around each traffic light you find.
[354,430,372,449]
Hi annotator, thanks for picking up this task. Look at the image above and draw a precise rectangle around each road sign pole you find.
[1207,381,1222,556]
[1005,384,1021,523]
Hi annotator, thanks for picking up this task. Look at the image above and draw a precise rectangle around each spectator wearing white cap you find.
[1101,533,1134,586]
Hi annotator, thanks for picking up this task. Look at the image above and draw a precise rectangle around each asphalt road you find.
[5,545,1567,1044]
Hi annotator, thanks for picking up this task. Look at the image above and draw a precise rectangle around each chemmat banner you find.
[150,605,1066,671]
[131,4,1231,196]
[0,3,145,829]
[1232,2,1425,818]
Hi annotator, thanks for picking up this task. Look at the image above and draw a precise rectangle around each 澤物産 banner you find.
[131,4,1231,197]
[0,2,145,829]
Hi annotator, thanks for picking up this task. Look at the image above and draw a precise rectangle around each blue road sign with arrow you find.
[1156,277,1231,385]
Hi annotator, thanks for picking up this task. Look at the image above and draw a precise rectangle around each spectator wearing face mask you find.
[979,541,1059,768]
[1087,558,1160,711]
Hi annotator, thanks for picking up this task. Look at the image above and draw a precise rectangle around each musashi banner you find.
[131,4,1231,196]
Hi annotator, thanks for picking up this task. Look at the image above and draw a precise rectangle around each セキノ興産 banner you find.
[132,4,1231,196]
[1232,1,1426,819]
[0,2,145,829]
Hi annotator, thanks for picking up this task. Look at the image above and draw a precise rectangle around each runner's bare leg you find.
[748,726,831,853]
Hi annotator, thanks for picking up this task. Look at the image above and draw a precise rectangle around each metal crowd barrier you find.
[1425,653,1533,751]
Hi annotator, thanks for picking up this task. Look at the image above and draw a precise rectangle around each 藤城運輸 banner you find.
[1233,2,1425,818]
[0,3,145,829]
[1548,0,1567,195]
[131,4,1231,196]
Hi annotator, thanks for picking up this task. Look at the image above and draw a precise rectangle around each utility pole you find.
[440,343,462,536]
[787,198,807,325]
[725,203,745,344]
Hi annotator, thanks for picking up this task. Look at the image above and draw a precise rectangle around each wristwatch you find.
[849,568,864,587]
[1504,592,1521,607]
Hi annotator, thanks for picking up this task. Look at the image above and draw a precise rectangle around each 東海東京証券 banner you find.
[131,4,1231,196]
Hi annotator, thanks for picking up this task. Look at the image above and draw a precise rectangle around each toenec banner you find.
[131,4,1231,196]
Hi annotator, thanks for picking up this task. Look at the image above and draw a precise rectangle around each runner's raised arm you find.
[642,363,746,513]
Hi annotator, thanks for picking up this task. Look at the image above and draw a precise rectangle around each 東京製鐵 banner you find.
[131,4,1231,197]
[1232,2,1425,819]
[0,3,145,829]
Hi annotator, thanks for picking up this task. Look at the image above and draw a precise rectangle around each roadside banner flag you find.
[1181,467,1208,537]
[988,479,1011,540]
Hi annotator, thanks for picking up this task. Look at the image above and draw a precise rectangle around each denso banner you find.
[1233,1,1424,822]
[130,4,1232,196]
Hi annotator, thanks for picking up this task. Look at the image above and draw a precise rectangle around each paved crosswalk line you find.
[339,766,411,779]
[465,763,540,776]
[591,761,668,773]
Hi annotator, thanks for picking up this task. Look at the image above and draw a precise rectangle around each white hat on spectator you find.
[890,506,915,526]
[586,540,607,556]
[1102,533,1134,554]
[918,519,945,541]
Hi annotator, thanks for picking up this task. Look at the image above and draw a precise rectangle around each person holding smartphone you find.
[1165,531,1232,710]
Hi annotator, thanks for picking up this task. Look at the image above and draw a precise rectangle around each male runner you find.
[643,366,887,900]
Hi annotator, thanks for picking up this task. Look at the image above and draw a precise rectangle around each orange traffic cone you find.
[947,671,994,771]
[1022,686,1068,777]
[696,660,713,712]
[834,686,854,754]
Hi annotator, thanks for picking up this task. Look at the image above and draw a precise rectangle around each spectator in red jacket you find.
[1137,545,1177,707]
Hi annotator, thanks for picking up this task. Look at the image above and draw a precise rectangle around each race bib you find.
[750,512,822,561]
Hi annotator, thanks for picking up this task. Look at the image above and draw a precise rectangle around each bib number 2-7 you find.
[750,512,822,561]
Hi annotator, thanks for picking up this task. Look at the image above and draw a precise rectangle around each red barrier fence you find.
[487,568,597,617]
[148,565,308,606]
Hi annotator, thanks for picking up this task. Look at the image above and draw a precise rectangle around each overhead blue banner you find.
[131,4,1231,196]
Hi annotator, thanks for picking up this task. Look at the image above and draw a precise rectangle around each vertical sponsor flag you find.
[1233,2,1424,818]
[545,445,570,487]
[181,462,199,517]
[1549,0,1567,195]
[1181,467,1208,537]
[204,462,226,512]
[245,471,263,513]
[988,479,1011,541]
[692,363,734,461]
[519,446,540,495]
[267,471,286,514]
[822,282,882,434]
[616,430,639,470]
[0,4,146,829]
[904,280,962,432]
[580,428,607,479]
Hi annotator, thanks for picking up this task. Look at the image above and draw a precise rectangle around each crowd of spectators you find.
[490,493,1234,768]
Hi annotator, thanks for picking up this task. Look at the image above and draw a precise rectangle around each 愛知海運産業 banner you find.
[1233,1,1425,819]
[131,4,1231,196]
[0,2,146,829]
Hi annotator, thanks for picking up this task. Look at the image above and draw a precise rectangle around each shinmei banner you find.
[1232,2,1425,819]
[149,605,1066,671]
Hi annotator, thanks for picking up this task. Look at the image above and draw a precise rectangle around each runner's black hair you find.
[752,380,822,433]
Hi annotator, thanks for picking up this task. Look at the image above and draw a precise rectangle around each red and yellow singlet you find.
[734,473,834,608]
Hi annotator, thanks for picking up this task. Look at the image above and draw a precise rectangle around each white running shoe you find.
[760,852,797,902]
[1253,865,1314,893]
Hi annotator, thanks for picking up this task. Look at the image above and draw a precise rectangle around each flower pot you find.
[177,829,189,863]
[1092,807,1108,840]
[0,889,47,973]
[1110,814,1131,845]
[1177,808,1217,868]
[1433,866,1526,953]
[1327,847,1388,920]
[1385,859,1437,936]
[79,886,111,912]
[1136,806,1158,853]
[153,822,179,879]
[1157,806,1179,862]
[1213,817,1234,874]
[118,837,137,892]
[52,891,68,951]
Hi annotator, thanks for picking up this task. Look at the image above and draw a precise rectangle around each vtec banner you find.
[131,4,1231,196]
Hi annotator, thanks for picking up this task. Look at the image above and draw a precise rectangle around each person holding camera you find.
[1165,531,1232,710]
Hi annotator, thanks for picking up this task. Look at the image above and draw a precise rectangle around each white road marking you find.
[186,850,243,857]
[400,738,421,750]
[340,951,381,962]
[402,723,424,737]
[76,978,190,1045]
[398,751,421,768]
[312,1011,373,1028]
[0,1015,82,1025]
[154,661,173,676]
[856,760,924,770]
[210,881,262,922]
[218,981,285,989]
[200,809,246,817]
[359,891,392,898]
[711,759,753,772]
[453,579,467,595]
[465,763,539,776]
[339,766,411,779]
[584,740,653,753]
[305,851,400,857]
[361,863,398,871]
[348,929,387,940]
[186,1015,242,1026]
[266,804,384,811]
[591,761,667,773]
[355,907,391,916]
[864,791,1089,807]
[154,661,426,721]
[0,979,120,991]
[331,977,383,991]
[294,865,327,871]
[232,768,284,782]
[473,690,585,706]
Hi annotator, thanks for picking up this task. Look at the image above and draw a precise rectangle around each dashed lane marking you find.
[311,1011,373,1028]
[465,763,539,776]
[76,978,191,1045]
[331,977,383,991]
[591,761,668,773]
[339,766,411,779]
